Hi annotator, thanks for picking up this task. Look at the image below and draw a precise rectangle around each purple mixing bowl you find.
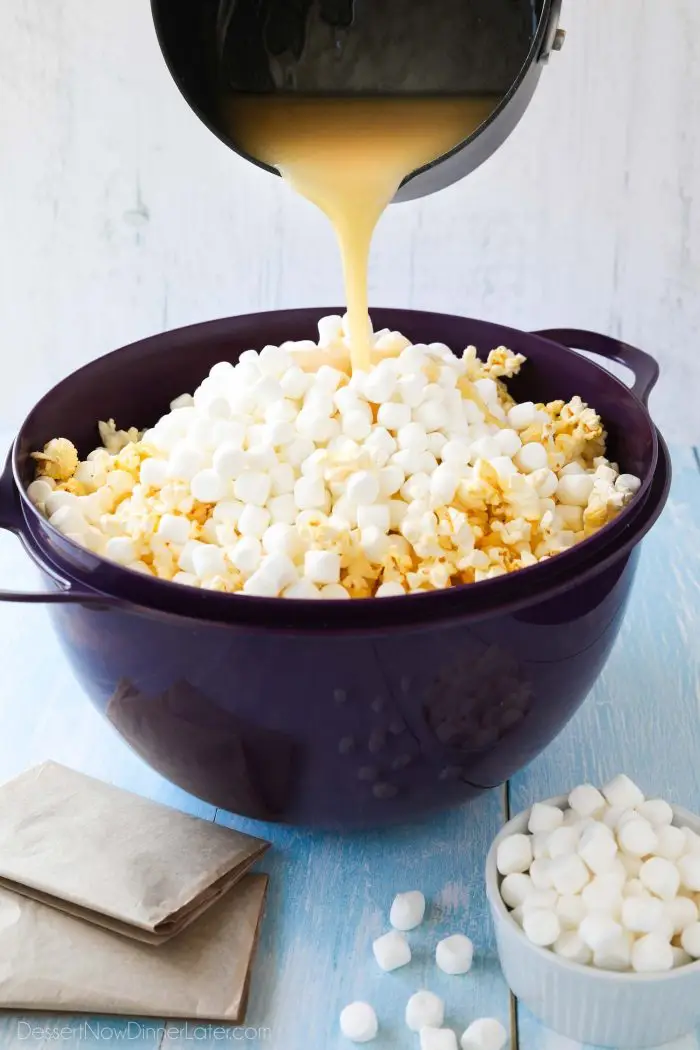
[0,310,669,828]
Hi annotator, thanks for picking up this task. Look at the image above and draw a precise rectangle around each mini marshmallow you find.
[496,834,533,876]
[594,931,633,972]
[637,800,674,826]
[678,855,700,891]
[639,856,680,901]
[665,895,698,935]
[522,908,560,947]
[304,550,341,585]
[550,854,590,895]
[500,873,534,909]
[554,931,593,966]
[579,914,623,952]
[568,784,606,818]
[528,802,565,834]
[621,896,666,934]
[420,1028,458,1050]
[390,890,426,931]
[618,818,658,857]
[459,1018,507,1050]
[631,934,674,973]
[579,824,619,874]
[581,874,624,914]
[405,991,445,1032]
[522,890,557,912]
[603,774,645,810]
[339,1002,378,1043]
[372,930,411,971]
[556,894,587,930]
[435,934,474,975]
[655,825,686,860]
[680,921,700,958]
[529,859,554,890]
[547,826,580,859]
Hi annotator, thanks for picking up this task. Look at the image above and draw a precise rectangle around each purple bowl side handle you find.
[533,329,660,406]
[0,448,109,605]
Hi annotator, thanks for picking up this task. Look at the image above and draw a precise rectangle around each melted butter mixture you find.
[226,96,499,372]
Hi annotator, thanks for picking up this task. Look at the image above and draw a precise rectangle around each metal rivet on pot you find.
[552,28,566,50]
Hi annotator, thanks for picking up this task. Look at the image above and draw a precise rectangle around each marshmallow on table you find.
[460,1018,507,1050]
[339,1002,378,1043]
[372,930,411,971]
[420,1028,458,1050]
[435,934,474,975]
[406,991,445,1031]
[390,890,425,931]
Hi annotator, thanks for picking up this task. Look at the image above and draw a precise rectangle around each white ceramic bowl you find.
[485,796,700,1048]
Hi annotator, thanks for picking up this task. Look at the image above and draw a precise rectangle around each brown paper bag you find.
[0,762,269,943]
[0,874,268,1022]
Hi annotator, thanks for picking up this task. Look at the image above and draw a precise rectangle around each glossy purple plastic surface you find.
[1,309,670,827]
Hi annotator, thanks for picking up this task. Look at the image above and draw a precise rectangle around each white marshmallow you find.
[631,934,674,973]
[237,504,270,538]
[420,1029,458,1050]
[639,856,680,901]
[581,874,624,915]
[294,476,327,511]
[548,826,580,859]
[496,834,533,876]
[556,894,587,930]
[550,854,590,895]
[528,803,565,834]
[522,908,560,947]
[406,991,445,1031]
[554,931,593,966]
[680,921,700,958]
[157,514,191,546]
[522,890,558,912]
[655,825,686,860]
[672,946,693,968]
[529,859,554,890]
[579,824,619,874]
[594,931,633,972]
[435,934,474,975]
[665,895,698,935]
[390,890,426,931]
[190,469,228,504]
[372,930,411,971]
[602,774,645,810]
[568,784,606,818]
[618,818,658,857]
[507,402,537,431]
[514,442,548,473]
[621,896,667,934]
[459,1019,507,1050]
[229,537,262,576]
[579,914,623,952]
[378,402,411,431]
[556,474,594,507]
[637,799,674,826]
[678,855,700,891]
[500,873,534,909]
[339,1002,378,1043]
[105,537,138,565]
[304,550,340,585]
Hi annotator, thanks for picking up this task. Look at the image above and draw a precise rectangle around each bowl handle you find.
[532,328,659,406]
[0,448,116,605]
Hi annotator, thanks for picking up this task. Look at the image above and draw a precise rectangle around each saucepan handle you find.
[0,446,109,604]
[532,328,659,406]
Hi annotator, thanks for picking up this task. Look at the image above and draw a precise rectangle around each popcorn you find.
[30,317,640,597]
[499,777,700,973]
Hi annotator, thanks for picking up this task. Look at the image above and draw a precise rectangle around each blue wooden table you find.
[1,441,698,1050]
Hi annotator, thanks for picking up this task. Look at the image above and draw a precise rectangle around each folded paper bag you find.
[0,874,268,1022]
[0,762,269,943]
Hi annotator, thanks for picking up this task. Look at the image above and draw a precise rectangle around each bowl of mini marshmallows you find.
[485,775,700,1047]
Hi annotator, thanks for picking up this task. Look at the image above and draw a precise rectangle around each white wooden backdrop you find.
[0,0,698,443]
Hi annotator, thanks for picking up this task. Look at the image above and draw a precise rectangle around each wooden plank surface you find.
[512,445,700,1050]
[0,443,697,1048]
